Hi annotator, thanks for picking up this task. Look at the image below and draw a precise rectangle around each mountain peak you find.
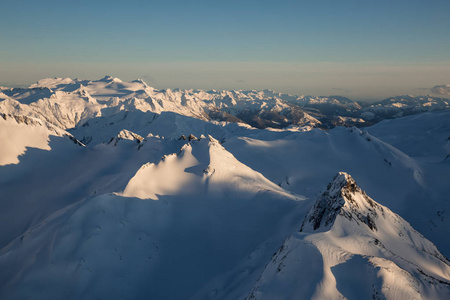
[132,79,149,86]
[109,129,144,146]
[98,75,122,83]
[300,172,380,232]
[325,172,357,197]
[251,172,450,300]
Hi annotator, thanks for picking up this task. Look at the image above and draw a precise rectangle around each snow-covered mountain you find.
[1,76,320,131]
[1,76,449,299]
[2,76,448,133]
[247,173,450,300]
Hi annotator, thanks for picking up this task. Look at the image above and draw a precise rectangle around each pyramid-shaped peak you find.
[300,172,380,232]
[109,129,144,146]
[116,129,143,142]
[188,134,198,141]
[326,172,359,197]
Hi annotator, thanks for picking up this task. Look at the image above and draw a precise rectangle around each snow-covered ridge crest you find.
[1,113,84,146]
[300,172,380,232]
[121,135,300,201]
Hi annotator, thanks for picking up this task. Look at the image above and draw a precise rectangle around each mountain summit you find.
[300,172,380,232]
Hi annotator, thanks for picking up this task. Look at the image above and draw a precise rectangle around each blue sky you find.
[1,0,449,99]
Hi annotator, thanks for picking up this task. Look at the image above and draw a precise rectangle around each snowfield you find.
[0,77,449,299]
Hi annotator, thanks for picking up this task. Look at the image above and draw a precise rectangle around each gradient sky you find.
[1,0,449,100]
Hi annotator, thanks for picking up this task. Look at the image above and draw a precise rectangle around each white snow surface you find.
[1,77,450,299]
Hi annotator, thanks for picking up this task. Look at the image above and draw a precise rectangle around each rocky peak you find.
[109,129,144,146]
[300,172,382,232]
[188,134,198,141]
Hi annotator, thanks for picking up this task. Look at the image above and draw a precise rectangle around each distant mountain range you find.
[1,76,448,132]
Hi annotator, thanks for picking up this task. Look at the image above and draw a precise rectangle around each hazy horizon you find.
[1,69,449,103]
[1,0,449,100]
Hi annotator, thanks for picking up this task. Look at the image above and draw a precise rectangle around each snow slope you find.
[367,110,450,162]
[247,173,450,300]
[0,138,304,300]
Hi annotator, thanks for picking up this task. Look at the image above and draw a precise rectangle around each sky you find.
[1,0,449,100]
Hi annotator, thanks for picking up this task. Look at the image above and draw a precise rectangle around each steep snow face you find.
[0,113,83,165]
[122,136,299,201]
[247,173,450,300]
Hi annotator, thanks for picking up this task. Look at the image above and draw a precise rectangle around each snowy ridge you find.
[248,173,450,300]
[0,113,84,165]
[122,136,299,201]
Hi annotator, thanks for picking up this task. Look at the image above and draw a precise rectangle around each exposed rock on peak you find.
[300,172,381,232]
[109,129,144,146]
[188,134,197,141]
